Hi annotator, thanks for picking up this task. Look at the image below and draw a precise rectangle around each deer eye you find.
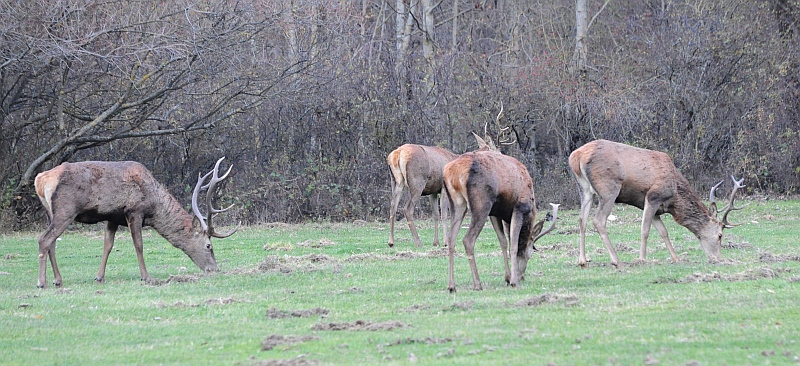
[206,243,212,250]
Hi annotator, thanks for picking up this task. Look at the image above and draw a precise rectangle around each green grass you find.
[1,199,799,365]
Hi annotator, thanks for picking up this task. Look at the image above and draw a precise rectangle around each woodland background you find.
[1,0,799,229]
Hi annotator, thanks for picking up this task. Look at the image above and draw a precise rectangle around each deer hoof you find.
[95,277,104,283]
[387,242,394,248]
[37,283,45,289]
[448,287,457,293]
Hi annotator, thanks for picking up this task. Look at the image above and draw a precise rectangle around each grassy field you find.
[1,199,799,365]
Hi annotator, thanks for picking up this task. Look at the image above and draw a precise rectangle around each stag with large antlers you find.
[387,144,457,247]
[34,157,236,288]
[442,135,558,292]
[569,140,746,267]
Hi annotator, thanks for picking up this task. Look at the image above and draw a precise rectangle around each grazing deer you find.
[568,139,746,267]
[442,138,558,292]
[34,157,237,288]
[386,104,514,248]
[387,144,457,247]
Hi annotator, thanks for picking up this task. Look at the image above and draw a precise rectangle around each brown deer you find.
[387,144,457,247]
[568,139,746,267]
[442,138,558,292]
[386,104,514,248]
[34,157,237,288]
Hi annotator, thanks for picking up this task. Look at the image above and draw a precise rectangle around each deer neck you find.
[149,193,196,250]
[668,178,714,236]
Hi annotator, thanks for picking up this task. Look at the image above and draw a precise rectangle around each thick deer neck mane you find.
[147,188,196,250]
[668,176,714,235]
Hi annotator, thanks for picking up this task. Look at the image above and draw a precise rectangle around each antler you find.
[708,179,724,212]
[532,203,559,243]
[191,157,238,238]
[720,176,748,228]
[495,102,516,146]
[481,102,516,151]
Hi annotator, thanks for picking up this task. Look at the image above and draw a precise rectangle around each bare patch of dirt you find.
[263,243,294,251]
[206,297,241,305]
[258,254,335,274]
[310,320,408,331]
[144,274,202,286]
[266,307,329,319]
[653,267,791,284]
[513,293,579,307]
[400,304,431,312]
[297,238,337,248]
[758,252,800,263]
[382,337,452,347]
[154,297,243,308]
[167,274,201,283]
[614,242,637,253]
[711,258,743,265]
[260,334,319,351]
[443,301,474,312]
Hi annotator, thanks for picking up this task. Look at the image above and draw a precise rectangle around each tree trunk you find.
[572,0,588,76]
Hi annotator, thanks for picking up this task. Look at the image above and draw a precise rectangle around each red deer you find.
[568,139,745,267]
[386,104,514,248]
[387,144,457,247]
[34,157,236,288]
[442,141,558,292]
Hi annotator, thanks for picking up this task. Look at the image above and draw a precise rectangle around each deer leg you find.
[489,217,510,284]
[439,191,449,248]
[652,215,679,263]
[37,219,71,288]
[639,200,661,261]
[462,205,490,291]
[446,199,468,293]
[404,184,424,247]
[593,199,620,267]
[126,215,149,281]
[388,183,404,247]
[577,191,594,268]
[507,210,528,288]
[429,194,441,246]
[95,222,118,283]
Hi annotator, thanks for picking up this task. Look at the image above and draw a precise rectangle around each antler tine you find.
[721,176,749,228]
[532,203,559,243]
[495,101,504,129]
[203,157,237,237]
[191,170,213,232]
[708,180,724,211]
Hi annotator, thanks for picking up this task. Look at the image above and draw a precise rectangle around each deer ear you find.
[472,132,490,150]
[192,215,204,232]
[708,202,718,216]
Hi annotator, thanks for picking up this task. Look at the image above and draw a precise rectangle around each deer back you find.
[388,144,457,195]
[444,151,535,223]
[570,139,687,211]
[36,161,173,226]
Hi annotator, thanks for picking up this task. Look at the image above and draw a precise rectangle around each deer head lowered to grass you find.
[34,157,237,288]
[568,139,746,267]
[386,103,516,248]
[442,130,558,292]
